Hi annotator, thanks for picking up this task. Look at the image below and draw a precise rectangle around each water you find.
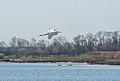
[0,63,120,81]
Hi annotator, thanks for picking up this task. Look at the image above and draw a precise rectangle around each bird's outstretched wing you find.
[48,33,54,39]
[39,32,48,36]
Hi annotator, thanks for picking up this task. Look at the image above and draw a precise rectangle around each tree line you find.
[0,30,120,56]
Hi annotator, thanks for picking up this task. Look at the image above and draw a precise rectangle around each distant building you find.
[0,53,4,59]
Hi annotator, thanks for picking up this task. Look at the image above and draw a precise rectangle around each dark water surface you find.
[0,63,120,81]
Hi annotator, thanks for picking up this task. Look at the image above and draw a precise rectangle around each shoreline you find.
[1,51,120,65]
[0,59,119,66]
[0,62,116,67]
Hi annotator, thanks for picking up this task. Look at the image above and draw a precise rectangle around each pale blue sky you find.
[0,0,120,42]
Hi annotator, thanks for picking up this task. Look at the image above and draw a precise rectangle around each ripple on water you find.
[0,63,120,81]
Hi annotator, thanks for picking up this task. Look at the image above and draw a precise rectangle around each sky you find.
[0,0,120,42]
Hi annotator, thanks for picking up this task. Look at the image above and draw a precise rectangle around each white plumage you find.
[39,29,61,39]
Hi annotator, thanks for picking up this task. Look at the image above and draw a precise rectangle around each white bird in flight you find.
[39,29,61,39]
